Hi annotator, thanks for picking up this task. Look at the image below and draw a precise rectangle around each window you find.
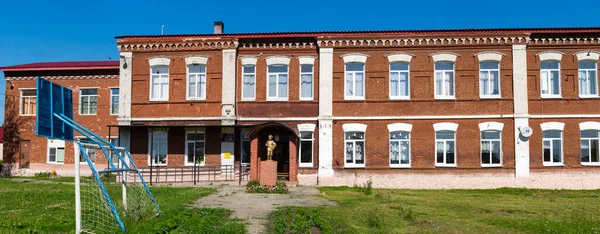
[389,62,410,99]
[267,65,288,101]
[187,64,207,100]
[581,130,600,165]
[542,130,563,166]
[150,65,169,101]
[390,131,410,167]
[240,129,251,165]
[435,131,456,166]
[78,143,96,164]
[185,132,205,166]
[242,65,256,101]
[540,61,561,97]
[20,89,36,116]
[345,131,365,167]
[109,137,120,164]
[110,88,119,115]
[345,63,365,100]
[149,132,168,166]
[578,61,598,97]
[80,89,98,115]
[481,131,501,166]
[298,131,314,167]
[434,62,455,99]
[300,64,314,100]
[47,140,65,164]
[480,61,500,98]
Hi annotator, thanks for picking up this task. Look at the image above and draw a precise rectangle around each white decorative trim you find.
[478,122,504,131]
[575,51,600,61]
[540,122,565,131]
[298,56,315,65]
[431,52,459,62]
[185,56,209,65]
[342,123,367,132]
[236,117,319,121]
[265,56,291,65]
[240,56,258,65]
[387,123,413,132]
[530,114,600,119]
[148,57,171,66]
[298,124,316,132]
[579,121,600,131]
[433,122,458,132]
[537,51,563,61]
[387,53,413,63]
[342,53,368,64]
[476,52,504,62]
[334,115,514,120]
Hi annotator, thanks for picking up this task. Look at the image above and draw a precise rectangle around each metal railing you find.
[120,163,251,185]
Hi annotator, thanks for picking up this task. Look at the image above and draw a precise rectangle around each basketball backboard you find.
[36,77,74,141]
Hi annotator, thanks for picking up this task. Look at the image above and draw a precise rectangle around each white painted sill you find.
[480,96,502,99]
[390,164,411,168]
[186,97,207,101]
[435,164,457,168]
[344,164,365,169]
[149,98,169,102]
[47,162,65,165]
[579,95,600,99]
[266,98,289,102]
[20,114,35,117]
[540,95,562,99]
[581,163,600,166]
[543,163,564,167]
[299,98,314,101]
[241,98,256,102]
[434,96,456,100]
[79,113,97,116]
[299,163,314,168]
[185,163,205,167]
[147,163,168,167]
[481,164,503,168]
[389,96,410,101]
[344,96,366,101]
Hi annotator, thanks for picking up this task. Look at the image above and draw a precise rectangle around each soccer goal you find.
[36,77,161,233]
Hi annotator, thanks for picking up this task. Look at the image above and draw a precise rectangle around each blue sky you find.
[1,0,599,122]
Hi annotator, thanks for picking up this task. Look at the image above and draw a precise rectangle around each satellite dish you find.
[520,126,533,138]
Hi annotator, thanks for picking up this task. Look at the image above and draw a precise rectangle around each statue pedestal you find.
[259,160,277,187]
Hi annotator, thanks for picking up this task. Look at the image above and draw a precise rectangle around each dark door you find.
[19,140,31,168]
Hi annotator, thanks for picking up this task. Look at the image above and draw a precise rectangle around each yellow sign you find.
[224,152,231,159]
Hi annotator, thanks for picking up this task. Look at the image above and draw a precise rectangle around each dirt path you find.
[194,185,336,234]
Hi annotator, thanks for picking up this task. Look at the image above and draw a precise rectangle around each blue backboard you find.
[36,77,74,141]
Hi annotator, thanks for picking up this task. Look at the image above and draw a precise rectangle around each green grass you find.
[268,187,600,234]
[0,177,246,233]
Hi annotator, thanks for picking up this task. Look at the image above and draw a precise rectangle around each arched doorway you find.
[247,122,298,183]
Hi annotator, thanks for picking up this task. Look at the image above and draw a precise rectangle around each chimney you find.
[214,21,224,34]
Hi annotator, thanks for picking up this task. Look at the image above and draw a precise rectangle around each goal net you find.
[77,141,161,233]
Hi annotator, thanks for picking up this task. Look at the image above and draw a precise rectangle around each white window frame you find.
[186,64,207,100]
[579,121,600,166]
[47,139,65,164]
[542,130,564,166]
[110,88,119,115]
[435,131,457,167]
[434,62,456,99]
[389,62,410,100]
[344,62,366,100]
[479,61,501,99]
[580,130,600,166]
[149,65,170,101]
[478,122,504,167]
[75,137,96,165]
[185,129,206,166]
[578,60,599,98]
[343,123,367,168]
[148,130,168,166]
[433,122,458,167]
[19,88,37,116]
[266,65,289,101]
[540,60,562,98]
[299,62,314,101]
[387,123,412,168]
[79,88,98,115]
[241,64,256,101]
[299,131,314,167]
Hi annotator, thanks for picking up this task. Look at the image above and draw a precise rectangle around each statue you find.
[265,135,277,161]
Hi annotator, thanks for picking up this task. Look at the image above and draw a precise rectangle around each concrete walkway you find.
[194,185,336,234]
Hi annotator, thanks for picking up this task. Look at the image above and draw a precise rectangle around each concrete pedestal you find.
[259,160,277,186]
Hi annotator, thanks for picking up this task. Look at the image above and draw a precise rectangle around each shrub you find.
[246,180,289,194]
[355,178,373,195]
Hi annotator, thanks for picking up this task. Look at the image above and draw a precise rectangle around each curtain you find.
[268,75,277,97]
[346,73,353,96]
[390,72,399,96]
[355,73,364,97]
[399,72,408,96]
[301,73,313,98]
[278,74,288,98]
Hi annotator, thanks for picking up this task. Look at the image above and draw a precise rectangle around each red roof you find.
[115,27,600,40]
[0,61,119,71]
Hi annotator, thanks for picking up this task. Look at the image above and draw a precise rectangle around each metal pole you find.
[150,129,154,186]
[74,143,81,233]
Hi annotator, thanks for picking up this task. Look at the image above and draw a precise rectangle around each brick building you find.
[1,61,119,175]
[3,23,600,188]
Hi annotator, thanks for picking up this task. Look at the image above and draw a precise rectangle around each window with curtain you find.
[80,89,98,115]
[581,130,600,165]
[435,131,456,166]
[390,62,410,99]
[434,62,455,99]
[187,64,207,100]
[390,131,410,166]
[242,65,256,100]
[20,89,36,116]
[299,131,314,167]
[578,61,598,97]
[267,65,288,101]
[540,61,561,97]
[300,64,313,100]
[480,61,500,98]
[542,130,563,165]
[150,65,169,100]
[481,131,501,166]
[149,132,168,166]
[345,131,365,167]
[77,138,96,164]
[345,63,365,99]
[185,132,205,166]
[110,88,119,115]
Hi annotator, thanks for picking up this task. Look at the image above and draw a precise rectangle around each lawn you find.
[269,186,600,234]
[0,177,246,233]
